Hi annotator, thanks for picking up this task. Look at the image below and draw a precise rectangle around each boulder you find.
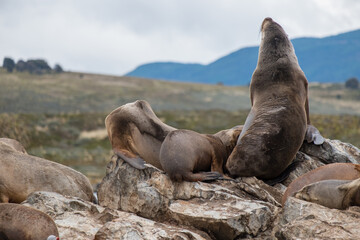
[274,197,360,239]
[300,139,360,164]
[98,157,280,239]
[97,138,360,239]
[22,191,210,240]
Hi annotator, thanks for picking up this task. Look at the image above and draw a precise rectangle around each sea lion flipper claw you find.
[199,171,224,182]
[114,150,146,170]
[305,124,325,145]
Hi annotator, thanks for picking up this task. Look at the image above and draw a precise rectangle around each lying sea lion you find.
[226,17,324,180]
[0,138,27,154]
[160,126,243,182]
[0,203,59,240]
[105,100,176,170]
[282,163,360,206]
[294,178,360,209]
[0,140,94,203]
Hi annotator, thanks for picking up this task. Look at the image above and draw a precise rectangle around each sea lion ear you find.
[305,124,325,145]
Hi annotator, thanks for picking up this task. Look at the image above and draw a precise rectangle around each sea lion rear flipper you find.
[114,149,146,170]
[263,161,298,186]
[305,124,325,145]
[338,178,360,191]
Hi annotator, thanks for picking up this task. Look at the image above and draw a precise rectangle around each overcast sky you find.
[1,0,359,76]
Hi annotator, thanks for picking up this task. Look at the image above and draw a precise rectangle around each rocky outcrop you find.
[274,197,360,239]
[97,139,360,239]
[98,155,282,239]
[15,139,360,239]
[22,191,210,240]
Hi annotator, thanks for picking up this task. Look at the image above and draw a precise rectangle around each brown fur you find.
[226,17,322,180]
[159,126,243,182]
[282,163,360,206]
[0,203,59,240]
[294,178,360,209]
[0,141,94,203]
[0,138,27,154]
[105,100,176,170]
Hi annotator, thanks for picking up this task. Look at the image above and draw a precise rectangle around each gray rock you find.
[95,215,210,240]
[22,191,210,240]
[16,138,360,239]
[97,138,360,239]
[274,197,360,239]
[98,157,279,239]
[300,139,360,164]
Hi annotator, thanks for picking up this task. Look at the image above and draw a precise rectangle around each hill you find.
[126,29,360,85]
[0,71,359,183]
[0,71,359,115]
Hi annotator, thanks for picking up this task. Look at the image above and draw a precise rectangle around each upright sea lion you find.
[0,140,94,203]
[105,100,176,170]
[160,125,243,182]
[226,17,324,180]
[282,163,360,206]
[0,203,59,240]
[294,178,360,209]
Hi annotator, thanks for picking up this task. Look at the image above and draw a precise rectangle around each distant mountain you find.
[126,29,360,85]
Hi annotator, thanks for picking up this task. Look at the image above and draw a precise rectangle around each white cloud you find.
[0,0,359,75]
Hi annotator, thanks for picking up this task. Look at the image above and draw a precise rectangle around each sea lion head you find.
[213,125,243,156]
[258,17,298,67]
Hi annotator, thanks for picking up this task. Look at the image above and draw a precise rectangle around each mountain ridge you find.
[126,29,360,85]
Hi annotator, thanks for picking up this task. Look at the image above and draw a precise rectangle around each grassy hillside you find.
[0,71,359,184]
[0,70,250,113]
[0,71,360,115]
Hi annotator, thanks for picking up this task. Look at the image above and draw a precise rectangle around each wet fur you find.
[0,203,59,240]
[0,141,94,203]
[295,178,360,209]
[105,100,176,170]
[226,18,322,180]
[282,163,360,206]
[160,126,243,182]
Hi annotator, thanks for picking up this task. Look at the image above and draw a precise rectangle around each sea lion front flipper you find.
[114,149,146,170]
[305,124,325,145]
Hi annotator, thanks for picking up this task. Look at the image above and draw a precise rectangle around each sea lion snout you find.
[261,17,273,31]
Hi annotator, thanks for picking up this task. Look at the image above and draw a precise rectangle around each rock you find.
[22,191,106,240]
[300,139,360,164]
[22,191,210,240]
[98,157,280,239]
[274,197,360,239]
[14,137,359,239]
[95,215,209,240]
[97,138,360,239]
[273,152,324,193]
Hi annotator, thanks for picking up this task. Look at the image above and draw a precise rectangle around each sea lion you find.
[226,17,324,180]
[105,100,176,170]
[0,138,27,154]
[294,178,360,209]
[282,163,360,206]
[159,125,243,182]
[0,203,59,240]
[0,140,94,203]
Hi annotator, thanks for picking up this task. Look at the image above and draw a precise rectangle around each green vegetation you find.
[0,71,359,184]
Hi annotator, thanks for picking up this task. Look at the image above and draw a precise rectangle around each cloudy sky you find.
[1,0,359,76]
